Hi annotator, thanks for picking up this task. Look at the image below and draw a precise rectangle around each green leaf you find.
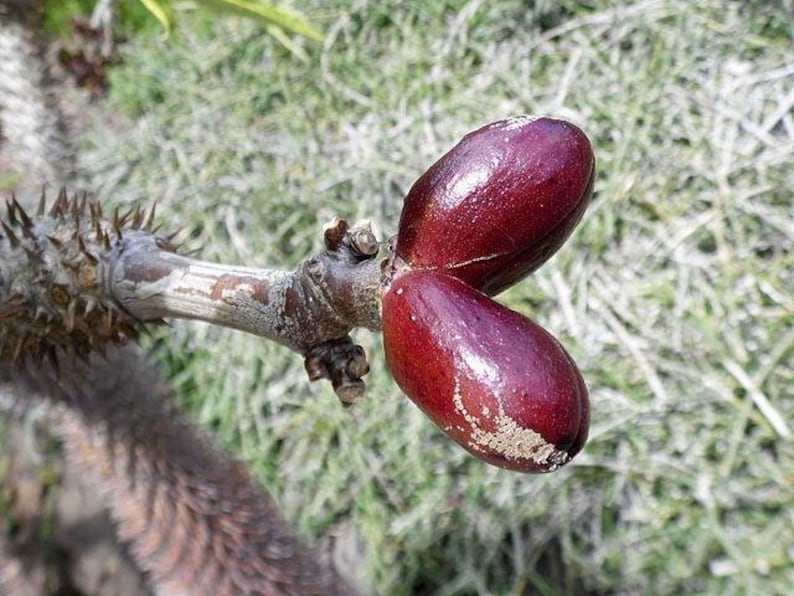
[139,0,173,36]
[265,24,310,63]
[198,0,324,41]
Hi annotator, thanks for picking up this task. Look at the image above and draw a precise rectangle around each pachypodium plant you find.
[0,115,594,473]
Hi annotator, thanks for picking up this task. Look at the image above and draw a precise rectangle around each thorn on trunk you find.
[145,202,157,231]
[46,234,63,248]
[132,205,144,229]
[12,196,33,228]
[1,220,20,248]
[49,187,69,217]
[37,188,47,216]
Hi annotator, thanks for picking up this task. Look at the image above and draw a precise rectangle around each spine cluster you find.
[0,189,175,366]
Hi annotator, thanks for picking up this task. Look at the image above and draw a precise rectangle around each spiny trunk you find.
[5,348,350,595]
[1,12,358,594]
[0,18,76,186]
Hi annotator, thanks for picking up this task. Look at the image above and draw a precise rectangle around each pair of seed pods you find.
[382,116,594,473]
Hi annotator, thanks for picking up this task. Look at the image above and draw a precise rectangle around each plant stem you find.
[3,346,354,595]
[110,227,384,353]
[0,195,385,402]
[109,217,385,403]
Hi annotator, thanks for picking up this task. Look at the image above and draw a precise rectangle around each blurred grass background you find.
[67,0,794,593]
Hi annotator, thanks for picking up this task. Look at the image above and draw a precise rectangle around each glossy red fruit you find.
[382,270,589,472]
[394,115,595,295]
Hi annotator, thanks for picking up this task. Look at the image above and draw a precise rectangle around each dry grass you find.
[73,0,794,593]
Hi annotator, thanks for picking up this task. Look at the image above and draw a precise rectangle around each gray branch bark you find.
[109,217,386,402]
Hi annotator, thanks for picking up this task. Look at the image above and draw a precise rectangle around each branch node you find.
[322,216,348,251]
[346,220,378,258]
[304,337,370,407]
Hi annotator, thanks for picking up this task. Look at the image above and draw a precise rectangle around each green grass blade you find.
[139,0,173,35]
[265,23,310,62]
[198,0,324,41]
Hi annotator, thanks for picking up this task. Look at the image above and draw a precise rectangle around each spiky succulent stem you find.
[0,16,76,184]
[0,190,363,592]
[0,189,167,365]
[1,12,360,593]
[0,190,384,402]
[3,347,351,595]
[2,342,356,595]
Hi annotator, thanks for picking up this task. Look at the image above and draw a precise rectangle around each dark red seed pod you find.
[394,116,595,295]
[382,270,589,472]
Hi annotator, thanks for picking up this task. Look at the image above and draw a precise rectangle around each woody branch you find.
[0,193,385,404]
[110,217,386,404]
